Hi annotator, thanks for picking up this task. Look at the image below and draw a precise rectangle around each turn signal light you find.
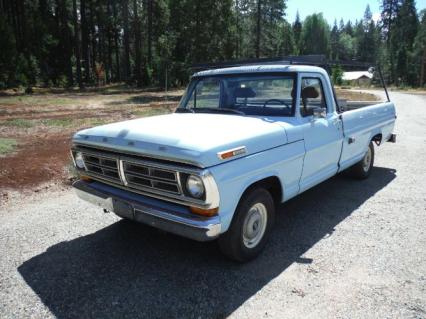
[80,175,93,182]
[190,206,219,217]
[217,146,247,160]
[218,151,235,160]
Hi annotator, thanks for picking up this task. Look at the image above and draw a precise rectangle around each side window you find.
[187,78,221,108]
[300,78,326,117]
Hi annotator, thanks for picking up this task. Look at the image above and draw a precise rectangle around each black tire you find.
[348,142,375,179]
[218,187,275,262]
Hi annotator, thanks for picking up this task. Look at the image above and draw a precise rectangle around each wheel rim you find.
[362,147,372,172]
[242,203,268,249]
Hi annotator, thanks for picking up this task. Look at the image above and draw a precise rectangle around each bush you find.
[332,65,344,85]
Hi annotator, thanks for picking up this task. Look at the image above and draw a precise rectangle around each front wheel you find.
[218,187,275,262]
[349,142,375,179]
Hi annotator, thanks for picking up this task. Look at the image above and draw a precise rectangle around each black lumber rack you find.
[191,55,390,103]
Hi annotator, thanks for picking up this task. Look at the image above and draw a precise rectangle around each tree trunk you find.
[80,0,91,82]
[9,0,21,52]
[147,0,152,65]
[96,0,107,83]
[235,0,240,59]
[106,0,114,82]
[89,0,97,78]
[256,0,261,58]
[133,0,142,87]
[72,0,83,88]
[112,0,121,81]
[420,49,426,87]
[56,0,74,87]
[195,2,200,61]
[122,0,131,83]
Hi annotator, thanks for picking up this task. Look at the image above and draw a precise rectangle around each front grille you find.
[82,153,121,183]
[72,144,217,208]
[75,147,183,196]
[123,161,181,194]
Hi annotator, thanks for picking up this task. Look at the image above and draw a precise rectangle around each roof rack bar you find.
[191,55,375,72]
[191,55,327,71]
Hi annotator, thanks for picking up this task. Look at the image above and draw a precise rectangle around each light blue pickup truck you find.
[71,61,396,261]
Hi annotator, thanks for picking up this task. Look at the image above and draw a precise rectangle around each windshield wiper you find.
[191,107,245,115]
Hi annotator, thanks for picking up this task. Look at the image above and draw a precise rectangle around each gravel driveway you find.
[0,91,425,319]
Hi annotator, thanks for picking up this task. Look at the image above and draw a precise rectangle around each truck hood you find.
[73,113,288,168]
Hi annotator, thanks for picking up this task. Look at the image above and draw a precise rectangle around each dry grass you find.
[335,89,380,102]
[0,138,17,156]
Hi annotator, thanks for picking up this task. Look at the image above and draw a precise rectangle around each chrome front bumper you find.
[73,180,222,241]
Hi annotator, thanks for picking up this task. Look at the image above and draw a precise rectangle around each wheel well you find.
[242,176,283,206]
[372,133,382,146]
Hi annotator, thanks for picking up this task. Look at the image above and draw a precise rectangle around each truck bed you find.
[338,100,381,111]
[338,101,396,171]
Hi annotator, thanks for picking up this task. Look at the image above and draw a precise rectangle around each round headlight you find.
[75,152,85,169]
[186,175,205,198]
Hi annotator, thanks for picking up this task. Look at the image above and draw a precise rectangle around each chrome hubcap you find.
[242,203,268,249]
[362,147,372,172]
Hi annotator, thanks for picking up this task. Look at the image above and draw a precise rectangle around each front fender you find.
[209,140,305,232]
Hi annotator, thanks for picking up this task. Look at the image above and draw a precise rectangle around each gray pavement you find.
[0,91,425,318]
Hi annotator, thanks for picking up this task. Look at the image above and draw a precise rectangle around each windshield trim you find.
[177,72,298,117]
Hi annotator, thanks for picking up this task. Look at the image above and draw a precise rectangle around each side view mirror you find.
[312,106,326,119]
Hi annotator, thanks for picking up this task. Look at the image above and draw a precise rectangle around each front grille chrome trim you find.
[118,160,128,186]
[80,152,122,184]
[121,158,181,195]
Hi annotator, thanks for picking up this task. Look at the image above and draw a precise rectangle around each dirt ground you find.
[0,86,376,193]
[0,86,181,192]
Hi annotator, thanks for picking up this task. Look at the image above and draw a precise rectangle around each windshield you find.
[177,73,296,116]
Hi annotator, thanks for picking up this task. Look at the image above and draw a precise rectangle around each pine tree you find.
[292,11,302,54]
[300,13,330,56]
[344,21,354,36]
[357,5,379,63]
[392,0,418,84]
[339,19,345,32]
[413,10,426,86]
[381,0,403,83]
[381,0,403,43]
[330,20,340,59]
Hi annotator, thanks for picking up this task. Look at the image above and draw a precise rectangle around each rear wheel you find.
[218,187,275,262]
[349,142,375,179]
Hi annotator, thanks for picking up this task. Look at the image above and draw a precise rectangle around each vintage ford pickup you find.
[71,61,396,261]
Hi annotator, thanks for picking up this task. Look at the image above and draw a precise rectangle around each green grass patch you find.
[0,95,75,106]
[84,118,111,126]
[0,118,34,128]
[0,138,17,155]
[133,107,171,117]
